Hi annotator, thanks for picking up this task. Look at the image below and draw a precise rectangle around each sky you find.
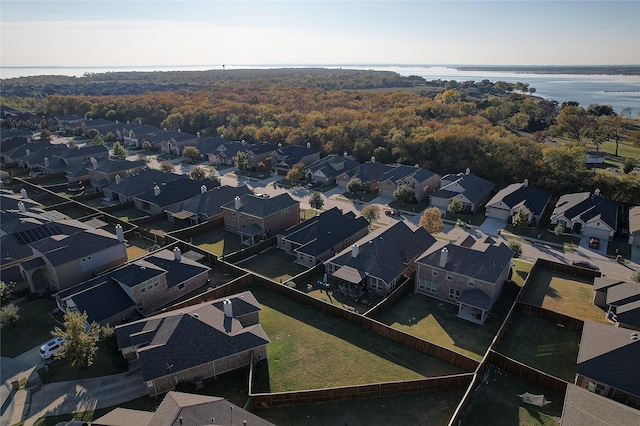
[1,0,639,67]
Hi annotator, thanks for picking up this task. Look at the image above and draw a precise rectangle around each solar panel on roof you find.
[14,233,27,245]
[43,226,53,236]
[24,229,37,242]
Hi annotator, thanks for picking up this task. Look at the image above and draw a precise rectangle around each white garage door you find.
[486,207,511,220]
[583,226,611,240]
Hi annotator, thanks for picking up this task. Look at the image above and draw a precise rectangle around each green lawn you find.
[388,199,430,214]
[495,312,582,381]
[461,364,565,426]
[110,208,149,222]
[250,286,467,393]
[445,208,487,226]
[343,190,379,202]
[37,339,128,383]
[191,228,245,256]
[1,299,59,358]
[236,248,308,283]
[257,387,466,426]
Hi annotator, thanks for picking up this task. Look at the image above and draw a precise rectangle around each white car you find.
[39,337,65,360]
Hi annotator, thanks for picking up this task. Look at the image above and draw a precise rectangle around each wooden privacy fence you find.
[514,302,585,330]
[165,217,224,240]
[223,237,277,264]
[250,374,474,409]
[534,258,601,280]
[364,274,415,318]
[486,350,569,393]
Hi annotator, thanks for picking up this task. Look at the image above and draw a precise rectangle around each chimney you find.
[439,247,448,268]
[44,157,49,167]
[173,247,181,261]
[465,168,470,175]
[25,149,30,156]
[91,157,98,169]
[223,299,233,318]
[201,184,207,194]
[307,142,311,149]
[115,120,119,124]
[18,201,26,213]
[115,224,124,242]
[197,131,200,138]
[115,174,121,184]
[153,185,161,196]
[127,120,130,125]
[234,196,241,210]
[594,188,601,196]
[351,244,359,258]
[371,156,375,163]
[20,188,28,199]
[138,120,142,125]
[177,128,181,133]
[523,179,529,187]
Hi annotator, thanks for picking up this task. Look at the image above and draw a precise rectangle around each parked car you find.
[40,337,65,360]
[307,181,322,189]
[588,237,600,249]
[572,260,600,271]
[254,193,270,199]
[385,208,401,216]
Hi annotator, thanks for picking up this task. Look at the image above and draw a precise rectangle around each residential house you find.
[560,384,640,426]
[304,154,360,185]
[38,145,109,175]
[271,144,321,176]
[575,321,640,409]
[207,140,249,165]
[115,291,270,396]
[221,193,300,246]
[485,179,552,223]
[586,151,607,164]
[278,207,369,267]
[629,206,640,248]
[414,234,513,324]
[133,179,219,215]
[53,115,84,132]
[195,136,227,159]
[593,277,640,330]
[166,185,253,227]
[55,247,210,323]
[0,136,31,158]
[245,141,278,169]
[429,168,495,213]
[66,157,109,185]
[122,122,161,147]
[93,391,275,426]
[103,169,186,203]
[378,164,441,202]
[88,158,147,190]
[19,227,127,293]
[0,140,52,168]
[325,221,437,297]
[21,144,69,173]
[550,190,618,240]
[335,159,394,191]
[145,129,198,155]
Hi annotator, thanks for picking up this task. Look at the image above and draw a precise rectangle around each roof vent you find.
[632,332,639,341]
[192,313,199,319]
[594,188,601,196]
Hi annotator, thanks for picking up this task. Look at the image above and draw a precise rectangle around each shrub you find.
[0,304,20,328]
[507,241,523,258]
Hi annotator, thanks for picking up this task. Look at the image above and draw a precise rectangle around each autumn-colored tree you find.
[189,166,207,180]
[160,161,175,172]
[361,204,380,223]
[286,163,304,182]
[141,141,152,151]
[419,207,444,234]
[40,129,52,141]
[52,311,101,367]
[182,146,200,162]
[256,161,267,173]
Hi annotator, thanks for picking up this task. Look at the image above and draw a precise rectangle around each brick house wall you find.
[49,245,127,292]
[224,205,300,237]
[134,198,163,215]
[133,270,209,314]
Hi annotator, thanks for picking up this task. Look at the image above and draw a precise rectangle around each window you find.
[586,381,606,396]
[418,279,438,293]
[449,288,461,300]
[468,279,475,288]
[446,272,453,281]
[178,283,185,290]
[432,269,439,277]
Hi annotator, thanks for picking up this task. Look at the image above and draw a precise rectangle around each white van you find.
[39,337,65,360]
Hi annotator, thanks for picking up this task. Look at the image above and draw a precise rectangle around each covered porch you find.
[239,223,265,246]
[333,265,367,299]
[457,289,493,325]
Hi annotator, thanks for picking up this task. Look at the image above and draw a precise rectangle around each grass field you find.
[1,299,59,358]
[191,228,244,256]
[250,286,467,393]
[520,269,607,323]
[257,387,466,426]
[110,208,149,222]
[125,236,162,261]
[461,365,565,426]
[236,248,308,283]
[495,312,582,381]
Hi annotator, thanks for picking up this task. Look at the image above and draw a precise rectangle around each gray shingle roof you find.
[338,161,394,183]
[561,384,640,426]
[606,282,640,306]
[305,154,360,180]
[630,206,640,235]
[104,169,186,199]
[94,159,147,174]
[142,249,210,288]
[115,291,269,382]
[327,221,437,284]
[221,193,298,218]
[577,321,640,397]
[432,172,495,206]
[135,179,219,209]
[28,228,122,266]
[487,182,551,216]
[552,192,618,231]
[70,278,135,324]
[92,407,154,426]
[166,185,253,218]
[273,144,319,166]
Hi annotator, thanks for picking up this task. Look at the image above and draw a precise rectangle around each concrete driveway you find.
[579,235,608,255]
[478,217,507,236]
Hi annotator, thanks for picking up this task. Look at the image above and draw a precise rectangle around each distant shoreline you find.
[456,65,640,76]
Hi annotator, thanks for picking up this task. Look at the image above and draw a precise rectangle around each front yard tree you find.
[141,141,152,152]
[447,198,463,214]
[361,204,380,223]
[309,192,324,210]
[0,281,14,306]
[235,152,249,171]
[112,141,127,159]
[554,223,565,236]
[419,207,444,234]
[182,146,200,163]
[393,184,414,205]
[40,129,53,141]
[90,134,104,146]
[160,161,175,172]
[286,163,304,182]
[347,177,363,193]
[52,311,101,367]
[0,304,20,328]
[507,241,523,258]
[189,166,207,180]
[512,205,531,227]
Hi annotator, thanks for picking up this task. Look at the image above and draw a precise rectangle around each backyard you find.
[235,248,308,283]
[298,274,385,315]
[519,268,607,323]
[108,207,149,222]
[461,365,565,426]
[257,387,466,426]
[190,227,244,257]
[495,312,582,381]
[250,285,467,393]
[125,235,163,261]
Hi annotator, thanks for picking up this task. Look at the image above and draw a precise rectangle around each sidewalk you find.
[1,356,147,426]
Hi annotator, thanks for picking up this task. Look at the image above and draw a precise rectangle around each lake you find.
[2,64,639,115]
